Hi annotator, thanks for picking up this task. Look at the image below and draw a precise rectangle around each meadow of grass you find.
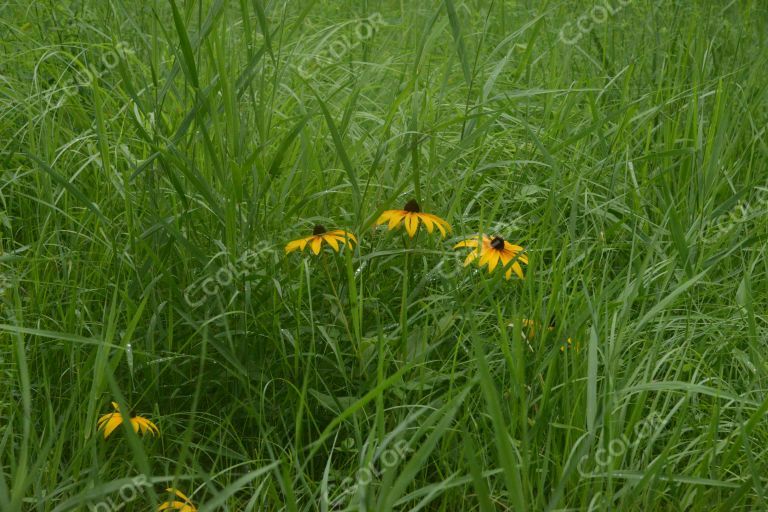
[1,0,768,510]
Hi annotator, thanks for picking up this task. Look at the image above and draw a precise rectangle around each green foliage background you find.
[1,0,767,510]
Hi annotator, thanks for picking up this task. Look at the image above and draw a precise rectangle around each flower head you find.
[284,225,357,255]
[521,318,555,338]
[453,235,528,279]
[158,488,197,512]
[97,402,159,439]
[560,337,580,353]
[376,199,451,238]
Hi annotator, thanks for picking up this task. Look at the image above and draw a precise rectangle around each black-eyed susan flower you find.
[158,488,197,512]
[284,225,357,255]
[97,402,159,439]
[453,235,528,279]
[375,199,451,238]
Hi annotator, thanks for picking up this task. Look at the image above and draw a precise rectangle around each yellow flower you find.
[521,318,555,338]
[560,337,580,353]
[158,488,197,512]
[454,235,528,279]
[284,225,357,255]
[375,199,451,238]
[97,402,159,439]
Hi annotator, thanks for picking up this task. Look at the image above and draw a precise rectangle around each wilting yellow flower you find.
[376,199,451,238]
[560,337,580,353]
[284,225,357,255]
[521,318,555,338]
[454,235,528,279]
[158,488,197,512]
[97,402,159,439]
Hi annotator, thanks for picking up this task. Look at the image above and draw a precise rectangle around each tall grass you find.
[1,0,767,510]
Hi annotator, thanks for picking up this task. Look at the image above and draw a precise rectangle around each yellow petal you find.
[498,250,513,268]
[328,230,357,244]
[285,237,309,253]
[418,214,434,233]
[388,211,406,230]
[453,238,479,249]
[103,416,122,439]
[376,211,394,225]
[486,251,501,272]
[158,501,186,511]
[478,249,493,268]
[323,234,340,252]
[463,251,478,267]
[521,319,535,338]
[168,488,192,503]
[310,236,323,255]
[97,413,115,428]
[499,246,527,270]
[405,214,419,237]
[422,214,450,236]
[111,401,120,411]
[134,417,156,435]
[503,243,527,263]
[323,234,348,245]
[511,262,524,279]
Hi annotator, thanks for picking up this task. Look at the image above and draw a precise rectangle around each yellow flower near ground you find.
[521,318,555,338]
[561,337,580,352]
[158,488,197,512]
[285,225,357,255]
[454,235,528,279]
[376,199,451,238]
[97,402,159,439]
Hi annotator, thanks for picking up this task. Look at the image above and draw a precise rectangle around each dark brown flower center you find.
[313,224,327,235]
[490,236,505,250]
[403,199,421,213]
